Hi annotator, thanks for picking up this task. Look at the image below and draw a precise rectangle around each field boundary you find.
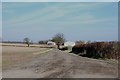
[32,49,53,55]
[1,43,56,48]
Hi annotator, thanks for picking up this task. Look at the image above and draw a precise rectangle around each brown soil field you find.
[1,43,56,48]
[2,46,51,70]
[2,47,118,78]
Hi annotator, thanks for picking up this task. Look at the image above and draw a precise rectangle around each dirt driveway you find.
[3,49,118,78]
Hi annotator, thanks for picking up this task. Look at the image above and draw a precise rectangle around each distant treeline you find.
[2,40,50,44]
[2,41,36,44]
[2,41,24,43]
[72,41,119,60]
[38,40,49,44]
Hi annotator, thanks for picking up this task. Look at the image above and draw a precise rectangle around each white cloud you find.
[2,2,118,42]
[3,2,117,29]
[4,3,114,25]
[4,15,117,28]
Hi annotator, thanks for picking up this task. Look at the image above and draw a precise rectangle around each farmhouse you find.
[64,41,75,46]
[47,41,56,45]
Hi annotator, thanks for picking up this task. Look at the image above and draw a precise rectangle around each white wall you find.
[64,41,75,46]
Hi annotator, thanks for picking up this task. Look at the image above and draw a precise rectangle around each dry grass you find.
[1,43,56,48]
[2,46,49,70]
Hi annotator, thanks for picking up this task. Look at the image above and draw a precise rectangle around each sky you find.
[1,0,119,2]
[2,2,118,42]
[0,2,1,39]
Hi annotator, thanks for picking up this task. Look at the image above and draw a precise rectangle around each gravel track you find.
[3,49,118,78]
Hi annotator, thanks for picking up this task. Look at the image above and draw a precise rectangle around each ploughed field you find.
[2,46,118,78]
[2,46,50,70]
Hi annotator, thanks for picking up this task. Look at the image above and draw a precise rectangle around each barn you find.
[64,41,75,46]
[47,41,56,45]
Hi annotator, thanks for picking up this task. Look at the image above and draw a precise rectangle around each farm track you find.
[3,49,118,78]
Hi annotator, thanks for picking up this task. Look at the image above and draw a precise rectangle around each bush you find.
[72,41,119,60]
[60,46,68,51]
[72,44,85,54]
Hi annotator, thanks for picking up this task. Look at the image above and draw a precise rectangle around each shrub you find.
[72,41,119,60]
[72,44,85,55]
[60,46,68,51]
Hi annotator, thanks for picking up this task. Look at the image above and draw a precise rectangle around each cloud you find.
[3,2,118,41]
[4,15,117,29]
[3,2,116,26]
[2,2,118,42]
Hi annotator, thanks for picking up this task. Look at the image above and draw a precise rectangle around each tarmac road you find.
[3,49,118,78]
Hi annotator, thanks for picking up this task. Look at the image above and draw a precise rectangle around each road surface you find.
[3,49,118,78]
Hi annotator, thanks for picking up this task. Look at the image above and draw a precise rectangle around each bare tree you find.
[52,33,66,49]
[23,37,30,47]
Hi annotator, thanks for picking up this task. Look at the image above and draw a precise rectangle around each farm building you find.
[47,41,56,45]
[64,41,75,46]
